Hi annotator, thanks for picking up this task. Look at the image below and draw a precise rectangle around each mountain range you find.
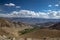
[0,18,60,39]
[5,18,60,24]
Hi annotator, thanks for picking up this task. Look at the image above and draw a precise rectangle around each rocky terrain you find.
[0,18,60,40]
[49,22,60,30]
[19,22,60,38]
[0,18,34,40]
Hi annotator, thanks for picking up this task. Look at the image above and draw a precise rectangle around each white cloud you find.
[4,3,15,7]
[48,10,52,12]
[55,4,59,7]
[0,10,60,19]
[4,3,21,9]
[48,5,52,7]
[48,4,59,7]
[16,6,21,8]
[0,10,49,18]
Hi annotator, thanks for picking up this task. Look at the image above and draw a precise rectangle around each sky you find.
[0,0,60,19]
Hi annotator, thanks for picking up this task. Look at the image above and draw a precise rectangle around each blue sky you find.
[0,0,60,19]
[0,0,60,12]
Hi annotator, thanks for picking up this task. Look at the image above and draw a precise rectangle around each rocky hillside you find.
[19,22,60,38]
[0,18,33,38]
[0,18,33,28]
[20,29,60,38]
[49,22,60,30]
[0,18,60,39]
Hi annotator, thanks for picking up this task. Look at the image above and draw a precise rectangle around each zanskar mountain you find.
[0,18,60,40]
[5,18,60,24]
[0,18,33,38]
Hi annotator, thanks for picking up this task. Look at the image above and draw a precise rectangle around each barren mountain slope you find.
[20,29,60,38]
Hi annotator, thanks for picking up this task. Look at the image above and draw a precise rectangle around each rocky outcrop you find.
[49,22,60,30]
[0,18,33,28]
[0,18,33,38]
